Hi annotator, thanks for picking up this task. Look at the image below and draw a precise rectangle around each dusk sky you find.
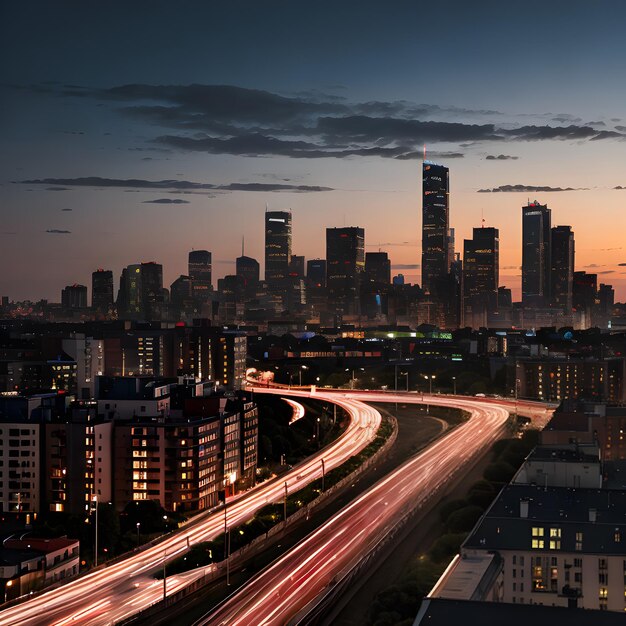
[3,0,626,301]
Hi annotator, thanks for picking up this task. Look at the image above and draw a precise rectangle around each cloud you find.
[46,229,71,234]
[391,264,420,269]
[18,176,334,193]
[485,154,518,160]
[618,263,626,267]
[597,270,615,275]
[46,186,70,191]
[61,208,72,211]
[143,198,190,204]
[28,82,624,160]
[477,184,584,193]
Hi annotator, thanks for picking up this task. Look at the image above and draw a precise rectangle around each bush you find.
[438,499,467,523]
[429,533,466,563]
[446,505,484,533]
[483,461,516,484]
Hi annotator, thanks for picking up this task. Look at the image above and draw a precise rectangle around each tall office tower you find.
[170,275,193,316]
[463,227,499,328]
[188,250,212,303]
[91,269,114,314]
[573,271,597,326]
[438,254,463,329]
[140,262,164,320]
[326,227,365,314]
[236,255,260,287]
[61,284,88,309]
[551,225,575,312]
[306,259,326,288]
[364,252,391,285]
[422,161,450,295]
[288,255,305,279]
[597,283,615,329]
[265,210,292,286]
[522,201,551,306]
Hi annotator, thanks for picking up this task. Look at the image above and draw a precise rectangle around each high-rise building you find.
[463,227,499,328]
[116,262,163,320]
[288,255,305,280]
[326,227,365,314]
[306,259,326,288]
[422,162,450,295]
[551,226,575,312]
[364,252,391,285]
[61,284,88,310]
[265,210,292,286]
[170,275,194,317]
[91,269,114,314]
[236,255,260,287]
[188,250,212,303]
[522,201,551,306]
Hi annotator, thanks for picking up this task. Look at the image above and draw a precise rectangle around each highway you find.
[194,392,545,626]
[0,390,381,626]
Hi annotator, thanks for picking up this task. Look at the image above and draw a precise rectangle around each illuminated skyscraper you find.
[188,250,212,303]
[463,227,499,328]
[91,269,114,314]
[236,255,260,288]
[522,201,551,306]
[327,227,365,314]
[264,210,292,286]
[551,225,575,312]
[422,161,450,295]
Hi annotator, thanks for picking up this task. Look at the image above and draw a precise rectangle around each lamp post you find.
[400,371,409,392]
[299,365,308,386]
[321,458,325,493]
[163,548,167,602]
[452,376,457,396]
[424,375,436,413]
[4,580,12,604]
[136,522,141,546]
[316,417,321,448]
[284,481,288,522]
[92,494,98,567]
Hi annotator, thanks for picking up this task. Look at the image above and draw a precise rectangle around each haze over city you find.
[3,0,626,301]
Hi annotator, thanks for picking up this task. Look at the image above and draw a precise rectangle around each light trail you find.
[195,392,551,626]
[0,389,381,626]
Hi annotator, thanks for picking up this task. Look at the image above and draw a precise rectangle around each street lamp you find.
[4,580,12,604]
[321,458,325,492]
[424,375,436,413]
[345,367,364,389]
[299,365,308,386]
[400,371,409,391]
[452,376,457,396]
[316,417,321,448]
[136,522,141,546]
[92,494,98,567]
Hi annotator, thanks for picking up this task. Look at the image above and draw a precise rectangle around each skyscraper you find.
[551,225,575,312]
[61,284,88,309]
[463,227,499,328]
[188,250,212,303]
[91,269,114,314]
[236,255,260,287]
[422,161,450,295]
[264,210,292,286]
[117,262,163,320]
[326,227,365,314]
[522,201,551,306]
[364,252,391,285]
[306,259,326,288]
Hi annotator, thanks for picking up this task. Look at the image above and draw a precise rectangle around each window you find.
[575,532,583,551]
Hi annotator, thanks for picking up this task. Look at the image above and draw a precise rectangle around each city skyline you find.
[4,1,626,301]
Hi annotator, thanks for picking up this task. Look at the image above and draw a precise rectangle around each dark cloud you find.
[614,186,626,190]
[61,208,72,211]
[143,198,190,204]
[19,176,333,193]
[485,154,518,160]
[391,264,420,269]
[618,263,626,267]
[477,184,583,193]
[615,126,626,132]
[46,229,71,234]
[46,186,70,191]
[597,270,615,275]
[586,120,606,127]
[28,82,623,160]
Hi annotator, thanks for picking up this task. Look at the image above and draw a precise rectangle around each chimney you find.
[520,499,529,518]
[589,508,597,523]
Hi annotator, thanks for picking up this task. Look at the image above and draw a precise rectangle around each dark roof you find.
[415,598,626,626]
[464,484,626,555]
[527,446,598,464]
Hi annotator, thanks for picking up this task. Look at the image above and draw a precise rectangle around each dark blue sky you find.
[3,0,626,300]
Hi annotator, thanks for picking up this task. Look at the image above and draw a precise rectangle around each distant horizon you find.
[3,1,626,301]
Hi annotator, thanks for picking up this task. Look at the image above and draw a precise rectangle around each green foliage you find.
[428,533,466,563]
[445,505,484,533]
[483,461,517,484]
[438,499,467,523]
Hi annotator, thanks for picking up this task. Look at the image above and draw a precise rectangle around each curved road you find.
[0,390,381,626]
[195,392,548,626]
